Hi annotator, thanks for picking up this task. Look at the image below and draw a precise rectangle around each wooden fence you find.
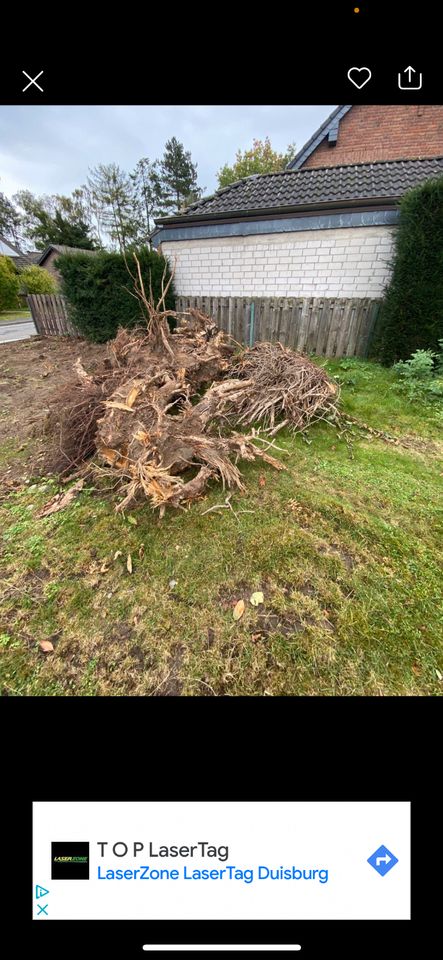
[27,293,381,357]
[27,294,79,337]
[176,295,381,357]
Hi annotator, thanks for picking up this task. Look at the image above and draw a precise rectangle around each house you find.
[37,244,96,281]
[0,235,46,270]
[14,251,41,270]
[0,235,22,259]
[287,104,443,169]
[152,106,443,353]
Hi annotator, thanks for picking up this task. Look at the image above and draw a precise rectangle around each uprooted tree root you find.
[45,261,340,514]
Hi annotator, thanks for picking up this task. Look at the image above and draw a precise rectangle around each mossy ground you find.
[1,358,442,696]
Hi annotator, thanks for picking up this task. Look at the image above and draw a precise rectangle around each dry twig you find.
[45,287,339,514]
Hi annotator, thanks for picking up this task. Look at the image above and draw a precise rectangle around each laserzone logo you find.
[51,842,89,879]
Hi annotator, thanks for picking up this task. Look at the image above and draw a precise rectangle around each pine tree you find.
[87,164,138,252]
[43,210,94,248]
[130,158,163,243]
[158,138,201,215]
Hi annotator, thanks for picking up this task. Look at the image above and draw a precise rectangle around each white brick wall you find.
[161,226,394,298]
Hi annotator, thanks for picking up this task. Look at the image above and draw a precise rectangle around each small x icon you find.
[22,70,44,93]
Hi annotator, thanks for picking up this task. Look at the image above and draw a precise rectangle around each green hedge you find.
[374,177,443,364]
[56,247,175,342]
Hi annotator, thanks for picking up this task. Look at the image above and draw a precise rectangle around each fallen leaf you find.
[127,554,133,573]
[36,479,84,517]
[127,516,138,526]
[169,579,178,589]
[39,639,54,653]
[114,550,123,560]
[250,591,264,607]
[436,669,443,682]
[258,474,266,488]
[100,561,110,574]
[233,599,245,620]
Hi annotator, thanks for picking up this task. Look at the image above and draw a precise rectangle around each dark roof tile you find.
[158,157,443,223]
[14,251,41,270]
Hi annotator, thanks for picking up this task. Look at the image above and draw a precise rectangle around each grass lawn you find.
[0,357,442,697]
[0,309,32,323]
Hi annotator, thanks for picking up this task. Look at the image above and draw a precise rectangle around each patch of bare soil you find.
[217,579,336,638]
[0,336,106,484]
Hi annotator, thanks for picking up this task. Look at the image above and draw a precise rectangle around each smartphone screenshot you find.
[1,2,440,957]
[33,800,410,921]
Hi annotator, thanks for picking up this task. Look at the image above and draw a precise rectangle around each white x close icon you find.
[22,70,44,93]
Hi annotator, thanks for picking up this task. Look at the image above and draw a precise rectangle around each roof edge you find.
[159,154,443,225]
[155,195,401,229]
[286,105,353,170]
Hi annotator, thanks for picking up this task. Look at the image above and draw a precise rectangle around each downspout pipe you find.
[249,302,255,348]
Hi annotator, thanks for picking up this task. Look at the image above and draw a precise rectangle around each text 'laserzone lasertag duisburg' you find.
[95,841,329,884]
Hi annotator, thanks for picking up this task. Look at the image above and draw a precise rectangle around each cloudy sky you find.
[0,105,335,201]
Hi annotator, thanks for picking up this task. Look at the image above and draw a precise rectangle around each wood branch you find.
[46,310,339,513]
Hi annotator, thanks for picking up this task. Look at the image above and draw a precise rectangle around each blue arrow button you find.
[36,884,50,899]
[367,845,398,876]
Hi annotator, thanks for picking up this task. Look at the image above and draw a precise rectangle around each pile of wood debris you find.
[48,260,339,514]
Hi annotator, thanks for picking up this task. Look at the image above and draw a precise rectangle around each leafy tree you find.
[374,177,443,364]
[158,138,202,214]
[13,190,94,250]
[13,190,55,248]
[0,191,21,246]
[86,164,137,252]
[74,185,106,249]
[20,265,57,294]
[130,158,163,243]
[217,137,297,188]
[0,256,20,311]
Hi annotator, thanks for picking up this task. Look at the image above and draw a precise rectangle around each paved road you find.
[0,319,37,343]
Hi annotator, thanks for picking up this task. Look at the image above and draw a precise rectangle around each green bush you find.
[56,247,175,342]
[0,256,20,311]
[20,264,57,294]
[375,177,443,364]
[393,341,443,402]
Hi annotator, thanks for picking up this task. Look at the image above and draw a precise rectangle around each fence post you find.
[249,302,255,347]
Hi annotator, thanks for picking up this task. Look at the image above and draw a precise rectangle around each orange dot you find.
[354,5,360,11]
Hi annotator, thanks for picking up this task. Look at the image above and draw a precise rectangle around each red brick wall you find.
[301,105,443,168]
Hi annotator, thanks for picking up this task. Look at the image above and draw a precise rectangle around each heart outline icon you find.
[347,67,372,89]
